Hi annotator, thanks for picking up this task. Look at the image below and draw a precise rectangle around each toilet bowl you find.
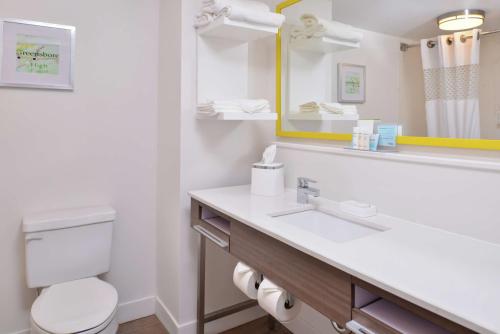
[23,206,118,334]
[30,277,118,334]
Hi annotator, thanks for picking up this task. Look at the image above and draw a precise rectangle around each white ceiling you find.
[331,0,500,39]
[267,0,500,40]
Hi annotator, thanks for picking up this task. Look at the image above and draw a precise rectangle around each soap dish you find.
[340,200,377,218]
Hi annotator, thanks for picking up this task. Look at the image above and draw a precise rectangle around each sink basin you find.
[271,209,383,243]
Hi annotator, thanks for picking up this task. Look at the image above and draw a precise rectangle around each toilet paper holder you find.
[255,275,295,310]
[284,293,295,309]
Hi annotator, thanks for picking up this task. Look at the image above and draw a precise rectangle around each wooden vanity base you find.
[191,199,477,334]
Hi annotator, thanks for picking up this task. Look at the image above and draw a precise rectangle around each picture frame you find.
[0,19,75,90]
[337,63,366,103]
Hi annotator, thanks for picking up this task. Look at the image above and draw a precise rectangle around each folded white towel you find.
[319,102,343,114]
[202,0,270,13]
[290,14,363,43]
[194,2,285,28]
[311,102,358,115]
[299,101,320,113]
[197,99,271,114]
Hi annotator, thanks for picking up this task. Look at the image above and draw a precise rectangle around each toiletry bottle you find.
[369,134,380,152]
[360,130,370,150]
[352,127,360,149]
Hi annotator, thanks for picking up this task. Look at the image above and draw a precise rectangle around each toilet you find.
[23,206,118,334]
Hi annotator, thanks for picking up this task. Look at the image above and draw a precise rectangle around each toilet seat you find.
[31,277,118,334]
[31,309,117,334]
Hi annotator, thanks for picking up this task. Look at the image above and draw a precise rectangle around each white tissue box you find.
[251,162,284,196]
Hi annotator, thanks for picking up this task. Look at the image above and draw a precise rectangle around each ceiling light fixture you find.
[437,9,485,31]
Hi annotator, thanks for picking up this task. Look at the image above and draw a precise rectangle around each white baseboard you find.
[9,330,30,334]
[117,295,156,324]
[155,297,265,334]
[155,297,196,334]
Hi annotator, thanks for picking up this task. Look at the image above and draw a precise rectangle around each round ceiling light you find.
[437,9,485,31]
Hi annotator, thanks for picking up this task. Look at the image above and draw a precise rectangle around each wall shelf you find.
[197,112,277,121]
[290,36,360,53]
[197,16,278,42]
[287,112,359,121]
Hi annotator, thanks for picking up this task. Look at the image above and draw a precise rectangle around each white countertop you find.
[189,185,500,334]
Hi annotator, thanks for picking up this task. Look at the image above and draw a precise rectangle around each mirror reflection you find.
[279,0,500,140]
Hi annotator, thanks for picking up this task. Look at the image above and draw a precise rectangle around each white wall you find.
[282,23,426,136]
[156,0,276,333]
[480,33,500,140]
[157,0,182,324]
[276,141,500,333]
[0,0,159,333]
[399,47,426,136]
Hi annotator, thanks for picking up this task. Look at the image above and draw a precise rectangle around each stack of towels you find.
[298,101,320,113]
[299,101,358,116]
[194,0,285,29]
[290,14,363,43]
[197,99,272,116]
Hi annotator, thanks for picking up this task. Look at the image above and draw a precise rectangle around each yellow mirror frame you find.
[275,0,500,151]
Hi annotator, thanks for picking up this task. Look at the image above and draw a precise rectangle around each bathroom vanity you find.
[189,185,500,334]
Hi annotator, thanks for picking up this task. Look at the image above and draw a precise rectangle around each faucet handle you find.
[297,177,317,188]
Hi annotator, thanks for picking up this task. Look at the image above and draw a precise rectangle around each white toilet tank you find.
[23,206,116,288]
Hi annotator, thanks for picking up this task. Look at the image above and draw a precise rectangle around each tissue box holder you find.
[251,162,284,196]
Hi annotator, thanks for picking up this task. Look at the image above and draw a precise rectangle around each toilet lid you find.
[31,277,118,334]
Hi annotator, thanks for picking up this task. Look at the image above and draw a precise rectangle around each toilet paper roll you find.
[232,262,260,300]
[257,278,302,323]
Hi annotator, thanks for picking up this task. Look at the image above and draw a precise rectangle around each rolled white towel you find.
[194,12,215,28]
[202,0,270,12]
[199,3,285,28]
[291,14,363,43]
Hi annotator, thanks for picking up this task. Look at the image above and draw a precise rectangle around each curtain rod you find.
[400,29,500,52]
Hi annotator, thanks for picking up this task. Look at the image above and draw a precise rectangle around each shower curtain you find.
[420,29,481,138]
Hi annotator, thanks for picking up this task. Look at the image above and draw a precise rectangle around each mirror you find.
[277,0,500,148]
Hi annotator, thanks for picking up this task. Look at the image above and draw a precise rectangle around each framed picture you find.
[337,63,365,103]
[0,19,75,90]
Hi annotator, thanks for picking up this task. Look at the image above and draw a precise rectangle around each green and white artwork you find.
[16,34,60,75]
[344,71,361,94]
[338,64,366,103]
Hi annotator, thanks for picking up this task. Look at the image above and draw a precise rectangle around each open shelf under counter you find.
[287,112,359,121]
[196,111,278,121]
[197,16,278,42]
[290,36,360,53]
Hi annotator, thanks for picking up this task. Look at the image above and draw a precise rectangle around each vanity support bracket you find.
[193,199,260,334]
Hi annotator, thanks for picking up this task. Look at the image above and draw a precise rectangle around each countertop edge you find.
[188,188,496,334]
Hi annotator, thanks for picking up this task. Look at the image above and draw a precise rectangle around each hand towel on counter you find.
[197,99,272,115]
[290,14,363,43]
[194,0,285,28]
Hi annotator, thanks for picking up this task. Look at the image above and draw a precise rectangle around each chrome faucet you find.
[297,177,320,204]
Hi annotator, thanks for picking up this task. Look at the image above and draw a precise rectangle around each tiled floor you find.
[118,315,293,334]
